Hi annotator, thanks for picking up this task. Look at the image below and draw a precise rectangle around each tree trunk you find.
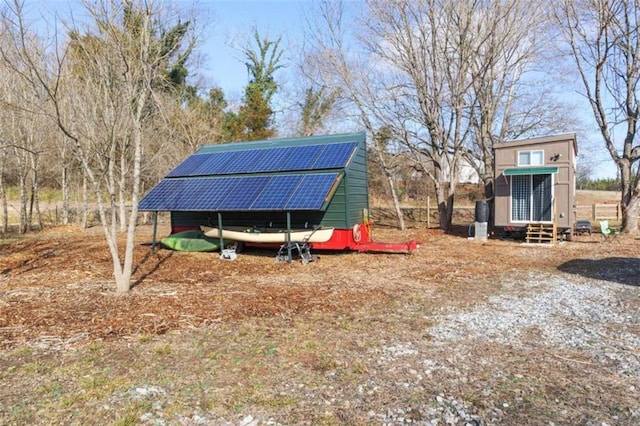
[81,172,88,229]
[0,151,6,233]
[18,171,28,234]
[445,193,455,231]
[374,148,405,230]
[0,184,6,233]
[61,164,69,225]
[117,154,140,293]
[432,156,457,231]
[108,141,117,238]
[117,82,149,293]
[387,172,405,230]
[30,153,42,230]
[61,145,69,225]
[620,163,640,233]
[622,194,639,233]
[28,183,34,230]
[118,183,126,232]
[119,147,127,232]
[482,175,495,227]
[482,174,494,200]
[435,181,453,231]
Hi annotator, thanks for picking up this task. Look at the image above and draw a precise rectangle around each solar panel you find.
[217,176,270,210]
[278,144,325,171]
[219,149,264,174]
[247,146,295,173]
[177,178,211,207]
[312,142,357,169]
[250,174,304,210]
[142,136,360,212]
[166,140,359,178]
[188,177,241,210]
[191,151,239,176]
[166,154,211,177]
[139,179,186,211]
[140,172,342,212]
[139,177,240,211]
[285,173,339,210]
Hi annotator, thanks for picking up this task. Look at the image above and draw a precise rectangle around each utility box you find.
[474,221,488,240]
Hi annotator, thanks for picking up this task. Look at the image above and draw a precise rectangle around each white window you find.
[518,150,544,166]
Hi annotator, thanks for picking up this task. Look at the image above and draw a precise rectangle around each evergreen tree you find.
[230,29,285,141]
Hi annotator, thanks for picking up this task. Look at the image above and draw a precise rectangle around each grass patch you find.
[10,346,34,357]
[153,344,172,356]
[22,361,54,374]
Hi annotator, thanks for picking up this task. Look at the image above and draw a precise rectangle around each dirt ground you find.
[0,221,639,424]
[0,222,632,347]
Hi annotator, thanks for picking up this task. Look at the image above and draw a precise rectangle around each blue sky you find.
[30,0,309,100]
[199,0,308,100]
[29,0,619,178]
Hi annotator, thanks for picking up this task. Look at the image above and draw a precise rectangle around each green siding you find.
[321,179,348,228]
[319,133,368,228]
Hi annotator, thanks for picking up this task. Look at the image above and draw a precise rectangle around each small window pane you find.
[531,151,544,166]
[518,152,530,166]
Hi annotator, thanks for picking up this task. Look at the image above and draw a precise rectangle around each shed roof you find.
[139,132,365,212]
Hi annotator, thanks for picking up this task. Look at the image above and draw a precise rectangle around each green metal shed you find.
[139,132,388,251]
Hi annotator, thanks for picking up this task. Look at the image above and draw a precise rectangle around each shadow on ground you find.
[558,257,640,286]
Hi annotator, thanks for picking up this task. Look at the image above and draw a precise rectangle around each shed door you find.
[511,174,552,222]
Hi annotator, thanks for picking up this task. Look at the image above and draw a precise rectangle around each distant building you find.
[441,154,481,184]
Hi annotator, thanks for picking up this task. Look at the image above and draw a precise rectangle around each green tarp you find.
[160,230,223,252]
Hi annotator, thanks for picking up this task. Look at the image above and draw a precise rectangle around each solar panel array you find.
[139,173,340,212]
[166,141,357,178]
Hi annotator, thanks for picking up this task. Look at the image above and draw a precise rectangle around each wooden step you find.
[526,222,557,244]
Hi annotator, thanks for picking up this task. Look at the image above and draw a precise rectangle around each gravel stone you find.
[429,273,640,376]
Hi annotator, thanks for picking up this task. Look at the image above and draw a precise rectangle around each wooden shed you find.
[139,132,417,253]
[493,133,578,242]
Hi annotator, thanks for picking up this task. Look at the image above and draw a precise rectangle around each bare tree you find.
[57,136,72,225]
[302,0,408,229]
[0,50,49,233]
[0,0,196,292]
[464,0,571,200]
[557,0,640,233]
[306,0,481,230]
[307,0,577,230]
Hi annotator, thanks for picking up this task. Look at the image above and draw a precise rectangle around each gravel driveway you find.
[373,270,640,425]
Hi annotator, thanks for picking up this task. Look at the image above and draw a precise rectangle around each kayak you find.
[200,226,334,243]
[160,230,226,252]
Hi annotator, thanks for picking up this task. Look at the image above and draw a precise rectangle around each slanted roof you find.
[139,132,365,212]
[495,133,578,154]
